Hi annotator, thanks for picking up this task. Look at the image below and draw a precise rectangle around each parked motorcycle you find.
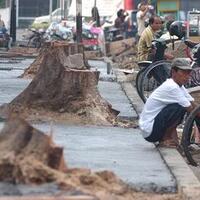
[46,21,73,42]
[82,27,99,50]
[27,28,46,48]
[184,40,200,87]
[104,26,123,42]
[73,24,99,51]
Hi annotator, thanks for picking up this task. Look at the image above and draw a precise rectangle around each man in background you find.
[136,2,149,40]
[137,15,162,61]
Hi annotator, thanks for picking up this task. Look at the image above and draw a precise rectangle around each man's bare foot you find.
[158,139,179,148]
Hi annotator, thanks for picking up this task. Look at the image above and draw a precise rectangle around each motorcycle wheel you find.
[27,37,41,48]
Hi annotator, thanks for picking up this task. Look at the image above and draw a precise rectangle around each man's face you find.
[151,17,162,32]
[140,4,146,11]
[173,69,192,86]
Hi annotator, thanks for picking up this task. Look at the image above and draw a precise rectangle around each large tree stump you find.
[0,43,118,125]
[0,117,67,184]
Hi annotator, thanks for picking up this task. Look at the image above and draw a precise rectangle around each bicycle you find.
[139,59,172,102]
[135,37,169,101]
[139,38,200,103]
[181,105,200,166]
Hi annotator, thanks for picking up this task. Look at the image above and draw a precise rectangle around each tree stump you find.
[0,43,119,125]
[21,42,85,79]
[0,117,67,184]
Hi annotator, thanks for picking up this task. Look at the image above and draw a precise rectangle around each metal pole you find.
[60,0,64,19]
[16,0,18,28]
[49,0,53,22]
[64,0,70,18]
[76,0,82,43]
[10,0,16,43]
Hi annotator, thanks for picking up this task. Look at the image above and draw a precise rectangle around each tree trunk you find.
[0,43,119,125]
[0,117,67,184]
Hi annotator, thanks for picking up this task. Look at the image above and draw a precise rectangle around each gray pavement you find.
[0,57,177,193]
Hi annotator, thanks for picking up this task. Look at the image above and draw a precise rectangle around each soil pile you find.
[8,46,39,57]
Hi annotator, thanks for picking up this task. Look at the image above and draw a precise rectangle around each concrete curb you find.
[115,69,200,199]
[114,69,144,117]
[158,148,200,200]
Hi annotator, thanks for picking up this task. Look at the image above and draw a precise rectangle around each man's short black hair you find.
[149,15,160,25]
[117,9,124,18]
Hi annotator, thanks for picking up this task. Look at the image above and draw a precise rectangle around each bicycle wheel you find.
[139,60,172,103]
[181,105,200,166]
[135,67,146,100]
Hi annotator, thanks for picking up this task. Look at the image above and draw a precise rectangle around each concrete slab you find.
[118,64,200,198]
[31,123,176,193]
[98,81,137,120]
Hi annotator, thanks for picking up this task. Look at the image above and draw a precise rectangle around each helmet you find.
[152,38,167,49]
[151,38,167,61]
[169,21,186,39]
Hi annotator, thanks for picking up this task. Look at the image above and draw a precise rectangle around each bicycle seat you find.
[184,39,199,49]
[138,61,152,68]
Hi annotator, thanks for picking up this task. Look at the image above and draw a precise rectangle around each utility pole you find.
[10,0,16,43]
[76,0,82,43]
[49,0,53,22]
[60,0,64,19]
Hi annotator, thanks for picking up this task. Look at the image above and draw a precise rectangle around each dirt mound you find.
[8,46,39,57]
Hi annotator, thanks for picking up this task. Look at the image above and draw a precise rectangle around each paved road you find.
[0,57,176,193]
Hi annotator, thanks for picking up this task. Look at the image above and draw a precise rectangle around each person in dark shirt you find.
[114,9,129,37]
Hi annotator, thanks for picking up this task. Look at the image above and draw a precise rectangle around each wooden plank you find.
[84,50,101,60]
[189,36,200,42]
[105,38,135,56]
[0,196,96,200]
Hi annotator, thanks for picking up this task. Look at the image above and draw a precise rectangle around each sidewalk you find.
[114,63,200,199]
[87,60,176,192]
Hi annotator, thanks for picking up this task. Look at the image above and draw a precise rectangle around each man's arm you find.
[140,6,149,18]
[185,101,200,117]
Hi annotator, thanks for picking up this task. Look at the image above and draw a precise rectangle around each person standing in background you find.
[0,14,6,33]
[137,15,162,61]
[114,9,130,38]
[136,2,149,40]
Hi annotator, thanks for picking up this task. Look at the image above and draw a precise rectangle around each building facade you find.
[133,0,200,21]
[3,0,200,28]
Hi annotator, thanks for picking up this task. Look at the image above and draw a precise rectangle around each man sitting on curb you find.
[139,58,200,148]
